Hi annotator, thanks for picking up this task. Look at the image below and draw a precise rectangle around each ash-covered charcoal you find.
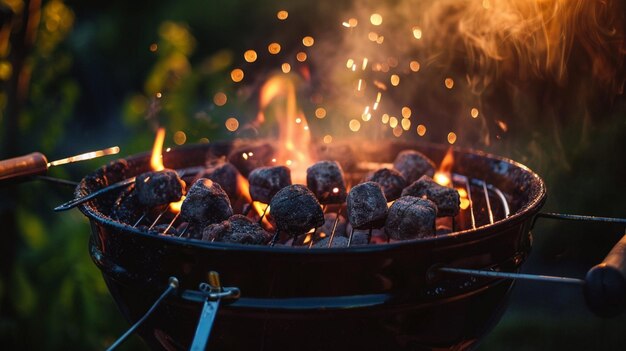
[111,184,141,224]
[364,168,407,201]
[313,235,349,248]
[202,215,270,245]
[306,161,347,204]
[84,168,108,192]
[393,150,436,184]
[104,159,130,184]
[83,168,115,209]
[350,231,370,246]
[135,169,185,207]
[195,162,241,200]
[318,213,347,238]
[181,178,233,226]
[248,166,291,203]
[269,184,324,236]
[401,175,461,217]
[149,224,179,236]
[227,143,275,177]
[385,196,437,240]
[346,182,388,229]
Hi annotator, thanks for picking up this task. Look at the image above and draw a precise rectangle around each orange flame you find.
[169,195,185,213]
[256,75,313,184]
[434,147,454,187]
[236,173,272,227]
[150,127,166,171]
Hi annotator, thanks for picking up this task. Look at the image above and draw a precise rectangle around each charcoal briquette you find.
[248,166,292,203]
[269,184,324,236]
[202,214,270,245]
[135,169,185,207]
[401,175,461,217]
[196,162,241,200]
[313,235,349,248]
[111,184,142,224]
[385,196,437,240]
[104,159,130,184]
[181,178,233,226]
[393,150,436,184]
[306,160,348,204]
[364,168,407,201]
[346,181,388,229]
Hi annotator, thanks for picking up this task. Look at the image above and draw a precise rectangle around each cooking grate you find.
[112,166,512,248]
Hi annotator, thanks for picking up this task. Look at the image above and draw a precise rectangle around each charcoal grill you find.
[70,140,626,351]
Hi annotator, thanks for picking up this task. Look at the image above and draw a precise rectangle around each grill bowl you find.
[78,140,546,350]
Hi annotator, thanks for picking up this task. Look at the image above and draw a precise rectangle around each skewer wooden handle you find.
[0,152,48,182]
[585,231,626,317]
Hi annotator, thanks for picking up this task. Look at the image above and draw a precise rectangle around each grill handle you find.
[585,231,626,318]
[0,152,48,183]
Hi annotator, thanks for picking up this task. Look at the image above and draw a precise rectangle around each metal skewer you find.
[0,146,120,183]
[438,267,585,285]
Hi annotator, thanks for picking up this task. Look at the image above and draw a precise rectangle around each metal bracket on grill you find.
[186,271,241,351]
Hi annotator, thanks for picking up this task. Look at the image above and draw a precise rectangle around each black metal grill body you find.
[79,140,546,350]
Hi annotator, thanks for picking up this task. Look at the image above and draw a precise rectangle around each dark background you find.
[0,0,624,349]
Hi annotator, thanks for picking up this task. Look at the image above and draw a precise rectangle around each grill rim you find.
[76,140,546,253]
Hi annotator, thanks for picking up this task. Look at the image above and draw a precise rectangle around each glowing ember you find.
[268,42,281,54]
[281,63,291,73]
[401,106,411,118]
[417,124,427,136]
[390,74,400,86]
[244,50,258,63]
[225,117,239,132]
[447,132,457,144]
[302,36,315,47]
[496,120,508,132]
[382,113,390,124]
[444,78,454,89]
[150,127,166,171]
[412,26,422,39]
[277,10,288,20]
[349,119,361,132]
[409,61,420,72]
[315,107,326,119]
[231,68,244,83]
[296,52,307,62]
[323,135,333,144]
[401,118,411,131]
[392,126,403,137]
[389,116,398,128]
[471,108,480,118]
[213,92,227,106]
[370,13,383,26]
[434,148,454,187]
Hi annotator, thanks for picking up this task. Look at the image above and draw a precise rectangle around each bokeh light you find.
[225,117,240,131]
